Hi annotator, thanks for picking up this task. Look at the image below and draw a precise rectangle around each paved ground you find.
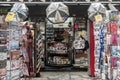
[21,72,99,80]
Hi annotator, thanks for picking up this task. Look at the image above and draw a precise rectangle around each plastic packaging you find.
[88,3,106,21]
[10,3,29,21]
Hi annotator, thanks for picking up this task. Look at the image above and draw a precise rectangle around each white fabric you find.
[0,15,4,23]
[46,2,69,17]
[88,3,106,21]
[54,11,63,23]
[108,4,118,11]
[21,28,27,35]
[46,2,69,23]
[73,37,85,49]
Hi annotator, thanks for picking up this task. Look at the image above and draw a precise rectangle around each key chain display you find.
[88,2,120,80]
[89,3,120,79]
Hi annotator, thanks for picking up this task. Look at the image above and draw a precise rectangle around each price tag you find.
[95,14,103,22]
[5,12,15,22]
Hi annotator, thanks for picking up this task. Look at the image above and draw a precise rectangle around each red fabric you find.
[89,21,95,76]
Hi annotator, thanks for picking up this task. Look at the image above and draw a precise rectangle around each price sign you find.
[95,14,103,22]
[5,12,15,22]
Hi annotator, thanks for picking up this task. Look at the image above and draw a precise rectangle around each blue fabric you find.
[98,25,104,69]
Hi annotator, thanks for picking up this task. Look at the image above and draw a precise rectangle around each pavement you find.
[21,72,100,80]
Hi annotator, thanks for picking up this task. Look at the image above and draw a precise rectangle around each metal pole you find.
[0,1,120,4]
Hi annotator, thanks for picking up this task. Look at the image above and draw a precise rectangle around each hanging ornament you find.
[10,3,29,20]
[5,3,29,22]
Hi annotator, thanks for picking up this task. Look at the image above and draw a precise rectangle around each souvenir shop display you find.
[5,3,28,22]
[88,3,107,77]
[45,18,74,67]
[88,3,106,21]
[88,2,120,79]
[6,21,22,80]
[73,17,89,68]
[108,3,118,11]
[3,2,29,80]
[25,23,34,76]
[0,30,9,45]
[104,11,120,80]
[0,26,9,80]
[19,21,35,76]
[34,21,44,76]
[0,15,10,80]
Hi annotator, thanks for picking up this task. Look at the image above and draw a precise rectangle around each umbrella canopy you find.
[88,3,106,21]
[11,3,29,20]
[46,2,69,24]
[108,4,118,11]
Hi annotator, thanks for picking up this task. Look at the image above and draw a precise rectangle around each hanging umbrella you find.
[46,2,69,24]
[108,3,118,11]
[10,3,29,20]
[88,3,106,21]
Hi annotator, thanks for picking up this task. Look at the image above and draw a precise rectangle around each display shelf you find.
[45,21,73,67]
[73,17,89,68]
[73,64,88,68]
[48,53,69,56]
[0,27,9,80]
[46,64,72,67]
[53,27,70,28]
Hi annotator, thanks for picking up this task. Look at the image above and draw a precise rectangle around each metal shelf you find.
[46,64,72,67]
[48,53,69,56]
[0,1,120,4]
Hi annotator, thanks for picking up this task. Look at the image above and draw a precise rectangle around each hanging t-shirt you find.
[21,27,27,35]
[111,34,118,46]
[110,22,118,34]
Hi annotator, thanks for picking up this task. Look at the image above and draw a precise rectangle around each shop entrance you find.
[28,4,90,72]
[0,3,90,76]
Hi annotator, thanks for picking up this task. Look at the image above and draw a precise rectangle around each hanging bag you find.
[73,36,89,51]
